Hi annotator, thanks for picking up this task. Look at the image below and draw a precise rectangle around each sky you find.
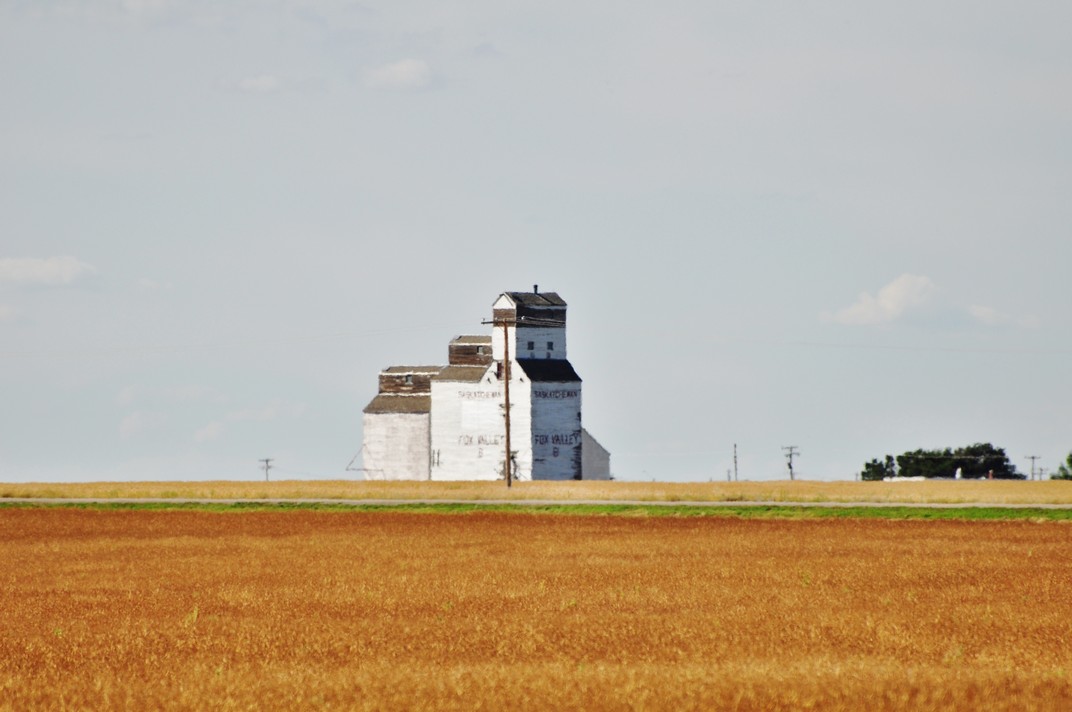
[2,0,1070,483]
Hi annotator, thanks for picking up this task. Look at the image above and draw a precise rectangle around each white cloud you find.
[0,304,15,321]
[363,59,432,90]
[827,274,935,326]
[0,256,96,285]
[236,74,281,93]
[119,411,165,440]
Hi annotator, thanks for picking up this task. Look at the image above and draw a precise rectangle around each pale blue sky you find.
[2,1,1069,482]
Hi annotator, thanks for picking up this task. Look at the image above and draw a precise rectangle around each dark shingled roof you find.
[516,359,581,383]
[363,394,432,414]
[505,292,567,307]
[433,365,490,382]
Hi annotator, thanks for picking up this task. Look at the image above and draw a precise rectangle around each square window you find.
[527,341,535,350]
[547,341,554,350]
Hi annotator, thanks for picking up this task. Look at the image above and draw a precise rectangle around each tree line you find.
[861,443,1024,481]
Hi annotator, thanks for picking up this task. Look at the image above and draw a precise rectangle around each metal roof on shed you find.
[381,366,444,375]
[363,394,432,414]
[450,335,492,344]
[433,365,490,382]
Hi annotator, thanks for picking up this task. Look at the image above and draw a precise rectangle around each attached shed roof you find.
[450,335,492,345]
[504,292,567,307]
[382,365,444,375]
[433,365,490,382]
[516,359,581,383]
[363,394,432,414]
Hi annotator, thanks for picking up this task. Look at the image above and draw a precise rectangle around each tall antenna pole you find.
[259,458,273,482]
[1026,455,1040,481]
[781,446,799,481]
[733,443,739,482]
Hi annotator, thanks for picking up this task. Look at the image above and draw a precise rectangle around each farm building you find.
[362,289,611,481]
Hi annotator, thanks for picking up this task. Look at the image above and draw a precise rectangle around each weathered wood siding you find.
[530,382,582,480]
[361,412,429,480]
[448,342,493,366]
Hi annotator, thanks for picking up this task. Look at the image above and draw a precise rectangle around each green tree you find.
[861,455,896,481]
[865,443,1023,480]
[1052,452,1072,480]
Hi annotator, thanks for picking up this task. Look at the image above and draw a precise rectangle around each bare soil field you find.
[4,478,1072,504]
[2,508,1070,710]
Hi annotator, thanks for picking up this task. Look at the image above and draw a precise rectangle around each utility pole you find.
[733,443,739,482]
[782,446,799,481]
[259,458,273,482]
[501,319,513,488]
[1026,455,1040,481]
[483,314,515,487]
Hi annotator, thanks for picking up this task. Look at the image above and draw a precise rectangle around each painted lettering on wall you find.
[458,434,504,446]
[533,390,579,399]
[533,432,580,447]
[458,390,502,400]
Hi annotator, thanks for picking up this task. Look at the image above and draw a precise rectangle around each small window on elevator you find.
[547,342,554,350]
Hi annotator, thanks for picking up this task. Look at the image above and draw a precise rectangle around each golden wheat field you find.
[5,478,1072,504]
[2,508,1070,710]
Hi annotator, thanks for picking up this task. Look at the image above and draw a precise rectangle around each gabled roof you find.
[433,365,491,383]
[516,359,581,383]
[363,394,432,414]
[503,292,567,307]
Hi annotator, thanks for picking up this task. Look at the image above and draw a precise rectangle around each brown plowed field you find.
[2,509,1070,710]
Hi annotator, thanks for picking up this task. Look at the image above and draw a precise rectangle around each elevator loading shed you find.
[361,289,611,481]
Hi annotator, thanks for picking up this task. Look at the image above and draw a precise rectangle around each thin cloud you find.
[194,401,305,443]
[363,59,432,90]
[968,305,1040,329]
[119,411,165,440]
[826,274,935,326]
[0,304,16,321]
[194,421,225,443]
[0,256,96,285]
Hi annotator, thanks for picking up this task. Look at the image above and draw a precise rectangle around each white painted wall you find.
[361,412,429,480]
[430,365,534,481]
[530,382,582,480]
[515,327,567,360]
